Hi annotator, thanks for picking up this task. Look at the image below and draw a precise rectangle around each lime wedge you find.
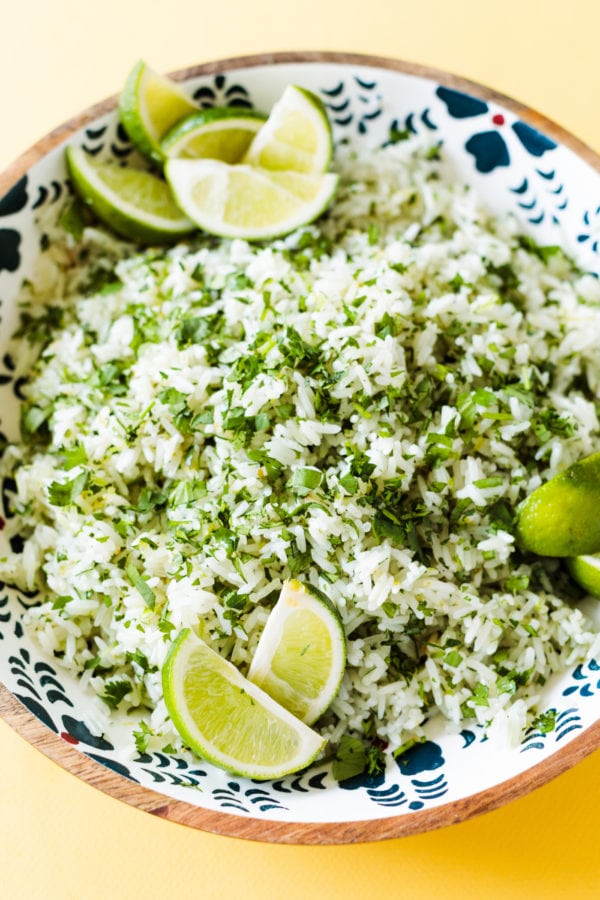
[162,629,325,780]
[161,107,267,162]
[243,84,333,175]
[515,451,600,557]
[247,580,346,725]
[66,145,195,244]
[165,158,338,240]
[567,555,600,598]
[119,60,197,164]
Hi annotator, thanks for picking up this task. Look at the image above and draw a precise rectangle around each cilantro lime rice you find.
[2,137,600,760]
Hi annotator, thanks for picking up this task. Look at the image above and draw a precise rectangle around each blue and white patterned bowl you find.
[1,52,600,843]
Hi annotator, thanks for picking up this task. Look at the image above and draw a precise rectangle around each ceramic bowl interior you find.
[1,52,600,844]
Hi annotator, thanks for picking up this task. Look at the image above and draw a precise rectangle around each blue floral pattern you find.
[435,86,557,173]
[321,75,383,136]
[0,60,599,827]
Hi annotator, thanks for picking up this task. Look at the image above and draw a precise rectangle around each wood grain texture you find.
[1,51,600,845]
[3,679,600,844]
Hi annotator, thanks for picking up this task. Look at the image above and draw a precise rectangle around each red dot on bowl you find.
[60,732,79,745]
[492,113,505,126]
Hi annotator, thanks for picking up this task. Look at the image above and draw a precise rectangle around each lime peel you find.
[568,555,600,598]
[515,451,600,557]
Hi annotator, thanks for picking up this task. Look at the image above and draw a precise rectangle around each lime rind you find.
[66,145,195,244]
[247,579,347,725]
[162,629,325,780]
[118,60,197,165]
[164,158,338,241]
[160,107,268,161]
[243,84,333,176]
[515,451,600,557]
[567,555,600,598]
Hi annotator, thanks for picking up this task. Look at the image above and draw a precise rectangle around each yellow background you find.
[1,1,600,896]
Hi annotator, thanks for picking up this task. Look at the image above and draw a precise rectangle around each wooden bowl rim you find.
[1,50,600,845]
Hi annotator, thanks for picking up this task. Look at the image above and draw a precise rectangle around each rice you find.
[2,136,600,758]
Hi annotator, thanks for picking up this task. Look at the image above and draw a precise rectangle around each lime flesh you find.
[243,84,333,175]
[247,580,346,725]
[162,629,325,780]
[165,158,338,240]
[161,107,267,162]
[515,451,600,557]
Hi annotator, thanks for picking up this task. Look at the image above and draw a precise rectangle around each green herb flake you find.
[473,476,504,489]
[126,564,156,610]
[57,198,91,240]
[126,649,156,673]
[443,649,463,668]
[505,573,530,594]
[21,405,52,442]
[368,222,380,245]
[531,708,557,734]
[47,471,89,507]
[133,720,153,754]
[472,683,490,707]
[290,466,322,496]
[496,675,517,695]
[339,473,359,495]
[51,595,72,611]
[517,235,563,264]
[101,679,132,710]
[332,735,369,781]
[61,444,88,470]
[169,479,207,507]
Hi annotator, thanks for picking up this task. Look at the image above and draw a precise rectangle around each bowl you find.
[1,51,600,844]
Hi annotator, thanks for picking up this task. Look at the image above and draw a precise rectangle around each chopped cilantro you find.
[133,720,153,754]
[21,405,51,442]
[134,486,168,513]
[101,679,131,710]
[496,675,517,695]
[286,538,312,578]
[14,305,64,345]
[176,312,225,348]
[345,445,375,481]
[332,735,386,782]
[51,595,72,611]
[339,473,359,495]
[61,444,88,470]
[169,479,207,507]
[531,708,557,734]
[472,683,490,707]
[290,466,322,496]
[47,471,89,507]
[126,565,156,610]
[387,122,411,145]
[517,235,563,264]
[279,326,323,374]
[57,198,92,240]
[505,573,530,594]
[126,649,157,673]
[443,649,463,667]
